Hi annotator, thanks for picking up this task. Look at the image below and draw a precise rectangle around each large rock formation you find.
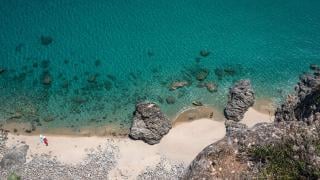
[224,80,255,121]
[275,73,320,123]
[0,145,29,169]
[184,121,320,179]
[185,72,320,179]
[129,102,172,145]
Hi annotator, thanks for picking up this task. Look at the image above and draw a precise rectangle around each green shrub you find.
[7,172,21,180]
[249,140,320,179]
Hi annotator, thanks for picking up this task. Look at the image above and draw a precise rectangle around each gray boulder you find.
[0,144,29,169]
[129,102,172,145]
[224,80,255,121]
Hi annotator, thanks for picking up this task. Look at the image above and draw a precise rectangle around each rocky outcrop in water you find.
[275,72,320,123]
[129,102,172,145]
[224,80,255,121]
[0,145,29,170]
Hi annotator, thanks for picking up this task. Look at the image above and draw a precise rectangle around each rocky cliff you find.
[275,72,320,123]
[185,71,320,179]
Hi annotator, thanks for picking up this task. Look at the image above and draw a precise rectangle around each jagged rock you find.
[129,102,172,145]
[170,81,189,91]
[196,69,209,81]
[224,80,255,121]
[166,96,176,104]
[0,145,29,169]
[275,73,320,123]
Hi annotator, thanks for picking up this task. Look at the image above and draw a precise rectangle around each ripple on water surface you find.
[0,0,320,132]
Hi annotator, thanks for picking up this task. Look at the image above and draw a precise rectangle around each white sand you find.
[5,107,273,179]
[242,108,274,128]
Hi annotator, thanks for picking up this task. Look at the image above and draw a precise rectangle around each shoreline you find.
[4,106,274,179]
[1,99,275,137]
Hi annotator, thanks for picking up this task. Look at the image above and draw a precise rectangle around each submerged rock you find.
[42,115,55,122]
[87,74,98,83]
[166,96,176,104]
[0,144,29,169]
[170,81,189,91]
[41,71,52,85]
[94,59,102,67]
[224,80,255,121]
[40,60,50,69]
[147,50,155,57]
[40,36,53,46]
[71,96,88,104]
[129,102,172,145]
[205,82,218,93]
[104,80,113,91]
[200,50,210,57]
[214,65,240,80]
[310,64,319,71]
[0,68,6,74]
[195,69,209,81]
[15,43,25,53]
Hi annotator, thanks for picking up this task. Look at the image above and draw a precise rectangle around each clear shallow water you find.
[0,0,320,131]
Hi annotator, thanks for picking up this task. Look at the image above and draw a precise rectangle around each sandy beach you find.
[4,107,274,179]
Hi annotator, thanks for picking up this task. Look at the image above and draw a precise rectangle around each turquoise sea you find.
[0,0,320,131]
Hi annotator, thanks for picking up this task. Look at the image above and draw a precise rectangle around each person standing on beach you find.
[40,134,44,144]
[43,136,48,146]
